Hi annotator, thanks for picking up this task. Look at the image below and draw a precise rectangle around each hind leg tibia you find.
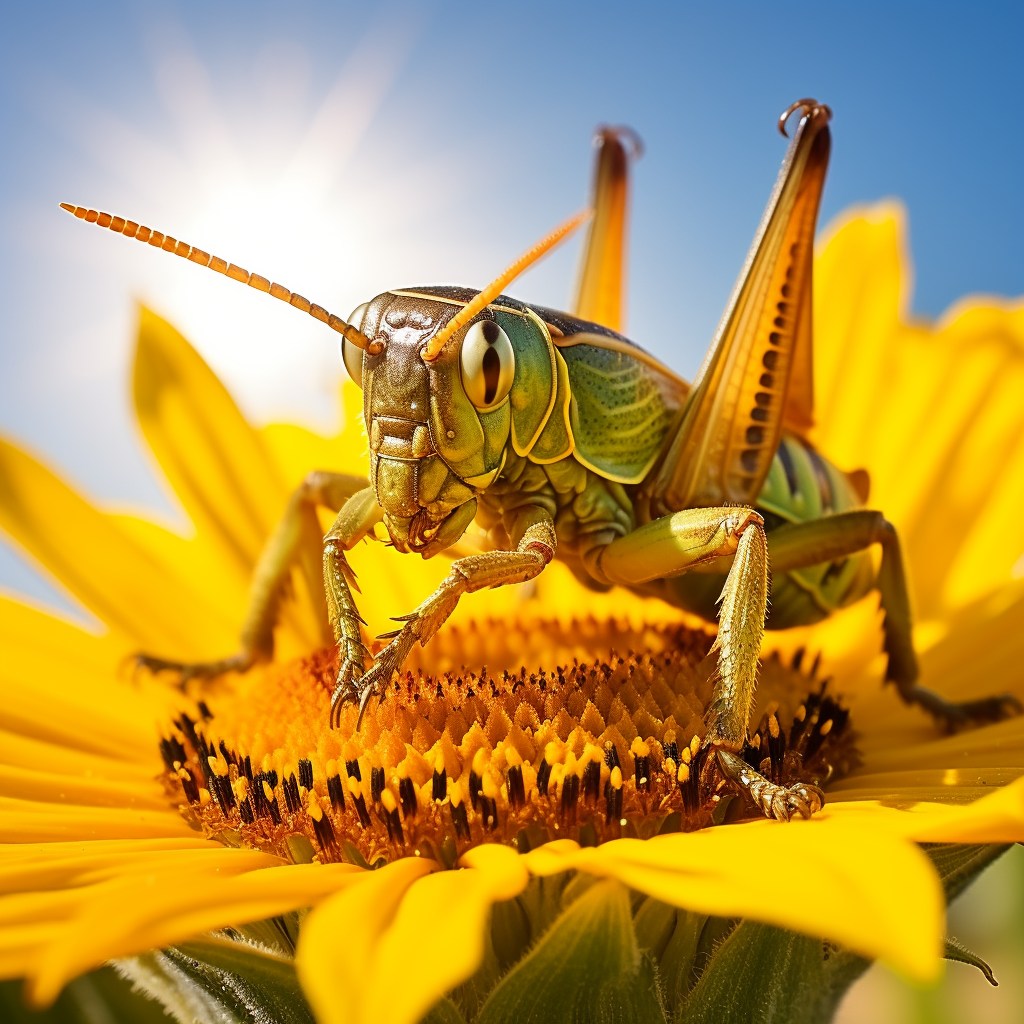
[769,510,1021,730]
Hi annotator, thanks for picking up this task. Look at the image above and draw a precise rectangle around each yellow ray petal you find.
[0,924,60,980]
[852,715,1024,776]
[296,856,435,1024]
[0,592,124,673]
[133,307,287,568]
[0,436,239,655]
[523,817,944,982]
[28,861,366,1006]
[827,767,1024,805]
[0,796,196,842]
[813,204,1024,616]
[0,674,162,766]
[0,764,168,810]
[0,839,273,894]
[0,597,173,765]
[0,887,102,926]
[260,382,369,488]
[133,308,324,655]
[915,586,1024,701]
[821,777,1024,843]
[0,849,279,927]
[0,730,157,783]
[357,850,528,1024]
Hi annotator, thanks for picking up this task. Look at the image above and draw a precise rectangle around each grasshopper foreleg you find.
[323,486,387,718]
[334,510,556,728]
[598,505,823,820]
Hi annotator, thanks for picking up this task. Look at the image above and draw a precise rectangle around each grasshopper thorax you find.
[345,289,515,557]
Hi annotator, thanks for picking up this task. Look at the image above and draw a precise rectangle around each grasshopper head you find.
[342,290,514,556]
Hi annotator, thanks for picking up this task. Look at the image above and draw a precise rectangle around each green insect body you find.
[67,99,1021,823]
[347,282,873,635]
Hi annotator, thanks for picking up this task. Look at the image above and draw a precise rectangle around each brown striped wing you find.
[648,105,831,510]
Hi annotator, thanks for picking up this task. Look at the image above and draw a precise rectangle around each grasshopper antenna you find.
[420,207,592,361]
[59,203,377,352]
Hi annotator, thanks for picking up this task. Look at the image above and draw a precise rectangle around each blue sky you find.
[1,0,1022,610]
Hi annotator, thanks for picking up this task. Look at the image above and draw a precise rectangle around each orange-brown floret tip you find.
[157,620,857,867]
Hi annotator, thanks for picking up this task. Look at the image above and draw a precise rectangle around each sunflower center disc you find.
[159,619,857,865]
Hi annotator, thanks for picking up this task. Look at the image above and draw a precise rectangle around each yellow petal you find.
[0,729,157,783]
[368,855,529,1024]
[813,204,1024,616]
[297,855,528,1024]
[28,861,365,1006]
[0,591,124,674]
[458,841,531,898]
[524,817,944,982]
[0,796,195,842]
[260,382,368,488]
[133,308,324,655]
[133,307,286,567]
[827,767,1024,805]
[296,856,433,1024]
[0,437,238,656]
[822,776,1024,843]
[0,597,168,764]
[0,924,60,980]
[0,838,272,893]
[0,764,168,810]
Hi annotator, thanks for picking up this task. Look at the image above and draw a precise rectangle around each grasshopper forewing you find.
[642,101,830,513]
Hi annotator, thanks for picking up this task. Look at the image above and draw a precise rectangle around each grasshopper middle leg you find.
[597,505,824,821]
[137,471,373,682]
[769,510,1022,731]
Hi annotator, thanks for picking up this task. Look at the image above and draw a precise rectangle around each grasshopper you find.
[63,98,1019,821]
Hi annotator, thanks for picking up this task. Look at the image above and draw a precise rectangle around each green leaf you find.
[0,968,172,1024]
[490,895,532,971]
[228,911,302,956]
[656,908,707,1017]
[677,921,867,1024]
[420,996,470,1024]
[923,843,1010,902]
[113,934,314,1024]
[943,936,998,986]
[633,896,679,962]
[477,879,667,1024]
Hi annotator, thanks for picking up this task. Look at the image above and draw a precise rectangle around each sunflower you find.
[2,203,1023,1024]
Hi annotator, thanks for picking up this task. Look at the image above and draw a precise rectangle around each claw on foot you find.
[755,779,824,821]
[329,657,367,729]
[330,625,420,730]
[717,748,824,821]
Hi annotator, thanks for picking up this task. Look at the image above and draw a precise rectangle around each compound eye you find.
[341,302,370,387]
[460,319,515,410]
